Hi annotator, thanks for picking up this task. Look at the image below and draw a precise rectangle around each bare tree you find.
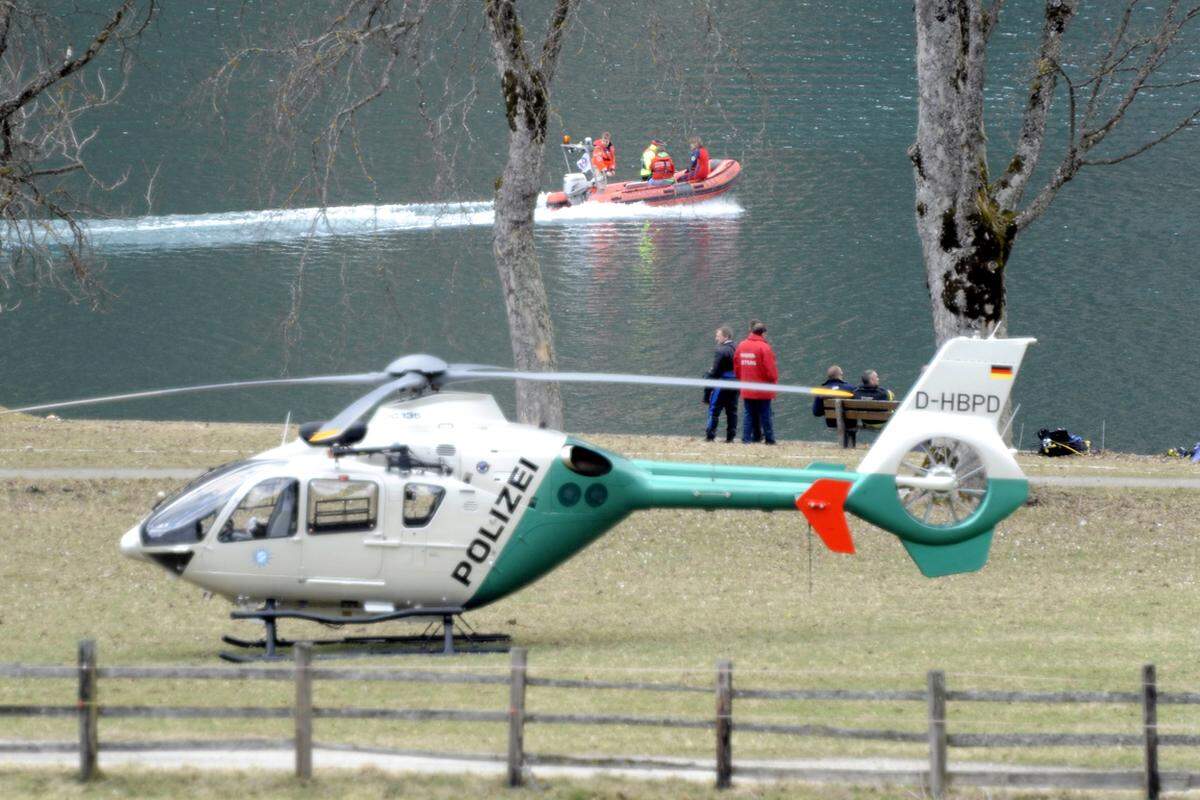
[483,0,569,428]
[0,0,155,309]
[910,0,1199,343]
[209,0,570,425]
[208,0,758,425]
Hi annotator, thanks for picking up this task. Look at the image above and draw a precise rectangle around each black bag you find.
[1037,427,1089,457]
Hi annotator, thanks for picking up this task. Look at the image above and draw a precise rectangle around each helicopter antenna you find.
[280,411,292,446]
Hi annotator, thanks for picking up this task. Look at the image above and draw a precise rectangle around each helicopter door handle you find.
[364,538,403,548]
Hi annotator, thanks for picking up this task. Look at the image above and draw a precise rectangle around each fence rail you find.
[0,641,1195,798]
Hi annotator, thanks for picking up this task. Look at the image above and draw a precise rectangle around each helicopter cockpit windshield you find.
[141,460,270,546]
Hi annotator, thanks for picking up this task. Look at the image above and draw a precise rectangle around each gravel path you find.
[0,744,1109,787]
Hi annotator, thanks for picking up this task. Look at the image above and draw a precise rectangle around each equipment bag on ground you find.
[1037,427,1090,457]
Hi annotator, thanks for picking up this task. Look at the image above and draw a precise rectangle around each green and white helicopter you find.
[9,335,1034,660]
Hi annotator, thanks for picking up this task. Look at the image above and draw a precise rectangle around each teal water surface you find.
[1,3,1196,453]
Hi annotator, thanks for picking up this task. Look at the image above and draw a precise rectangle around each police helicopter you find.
[7,335,1034,660]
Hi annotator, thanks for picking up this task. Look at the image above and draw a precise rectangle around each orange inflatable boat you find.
[545,142,741,210]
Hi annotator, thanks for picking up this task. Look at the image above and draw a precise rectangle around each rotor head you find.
[386,354,448,379]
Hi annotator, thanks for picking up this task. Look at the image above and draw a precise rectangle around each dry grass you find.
[0,766,1099,800]
[1,416,1199,781]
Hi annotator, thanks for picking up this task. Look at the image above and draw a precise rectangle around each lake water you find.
[2,3,1197,453]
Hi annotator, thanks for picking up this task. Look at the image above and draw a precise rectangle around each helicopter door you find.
[202,477,302,587]
[380,481,441,565]
[301,478,384,585]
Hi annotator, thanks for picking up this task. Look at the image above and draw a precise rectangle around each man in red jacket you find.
[733,319,778,445]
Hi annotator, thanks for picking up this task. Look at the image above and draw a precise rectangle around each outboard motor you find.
[562,172,592,205]
[558,135,600,205]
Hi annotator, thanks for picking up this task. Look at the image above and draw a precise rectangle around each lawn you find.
[1,413,1199,786]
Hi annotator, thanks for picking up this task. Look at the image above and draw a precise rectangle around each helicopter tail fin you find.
[845,336,1036,577]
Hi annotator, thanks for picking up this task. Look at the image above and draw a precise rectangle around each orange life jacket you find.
[649,152,675,181]
[592,140,615,172]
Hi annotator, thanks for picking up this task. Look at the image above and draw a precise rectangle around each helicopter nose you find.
[120,525,148,561]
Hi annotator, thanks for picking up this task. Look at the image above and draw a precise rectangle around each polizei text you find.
[451,457,540,587]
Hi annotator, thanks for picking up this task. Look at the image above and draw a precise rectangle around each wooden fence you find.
[2,641,1199,798]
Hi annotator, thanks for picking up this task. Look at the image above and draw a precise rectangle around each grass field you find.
[4,766,1082,800]
[2,412,1199,794]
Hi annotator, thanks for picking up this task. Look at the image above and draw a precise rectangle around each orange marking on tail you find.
[796,480,855,554]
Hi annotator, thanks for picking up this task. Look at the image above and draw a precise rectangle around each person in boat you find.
[640,139,663,180]
[647,146,676,186]
[681,136,710,183]
[592,132,616,177]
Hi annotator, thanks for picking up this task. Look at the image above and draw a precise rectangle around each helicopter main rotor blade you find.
[1,373,390,416]
[305,373,428,444]
[444,369,853,398]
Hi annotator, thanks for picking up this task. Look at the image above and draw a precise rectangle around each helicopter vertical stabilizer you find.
[845,336,1035,577]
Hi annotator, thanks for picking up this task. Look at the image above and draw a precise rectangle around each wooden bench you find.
[822,398,900,448]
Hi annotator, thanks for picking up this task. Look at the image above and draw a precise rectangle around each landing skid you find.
[218,609,511,663]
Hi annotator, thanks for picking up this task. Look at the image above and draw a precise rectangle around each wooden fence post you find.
[715,659,733,790]
[77,639,98,782]
[507,647,527,787]
[1142,664,1159,800]
[294,642,313,780]
[927,670,947,799]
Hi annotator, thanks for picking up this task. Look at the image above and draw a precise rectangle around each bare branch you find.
[1015,0,1200,230]
[537,0,572,85]
[1080,106,1200,165]
[1080,1,1199,151]
[1081,0,1140,132]
[983,0,1006,43]
[992,0,1077,211]
[0,1,133,121]
[0,1,155,305]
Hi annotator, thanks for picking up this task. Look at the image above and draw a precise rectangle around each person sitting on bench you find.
[813,364,857,444]
[853,370,895,434]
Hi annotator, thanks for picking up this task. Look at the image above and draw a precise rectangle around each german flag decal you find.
[990,365,1014,380]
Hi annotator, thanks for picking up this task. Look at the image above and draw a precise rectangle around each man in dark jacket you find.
[704,326,738,442]
[733,320,779,445]
[853,369,893,402]
[813,364,858,445]
[852,369,895,439]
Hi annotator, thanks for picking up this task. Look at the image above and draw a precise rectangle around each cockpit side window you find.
[403,483,445,527]
[219,478,299,543]
[308,479,378,534]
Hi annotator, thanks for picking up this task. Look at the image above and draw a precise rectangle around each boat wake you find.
[71,194,744,251]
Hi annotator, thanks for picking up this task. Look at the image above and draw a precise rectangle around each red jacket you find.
[733,333,778,399]
[683,146,709,182]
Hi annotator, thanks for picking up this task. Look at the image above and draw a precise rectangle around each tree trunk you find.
[911,0,1080,346]
[486,0,568,429]
[910,0,1010,345]
[493,125,563,428]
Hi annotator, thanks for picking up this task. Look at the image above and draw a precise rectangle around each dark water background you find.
[2,2,1197,453]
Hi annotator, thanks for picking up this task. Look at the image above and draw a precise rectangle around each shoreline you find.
[0,410,1194,478]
